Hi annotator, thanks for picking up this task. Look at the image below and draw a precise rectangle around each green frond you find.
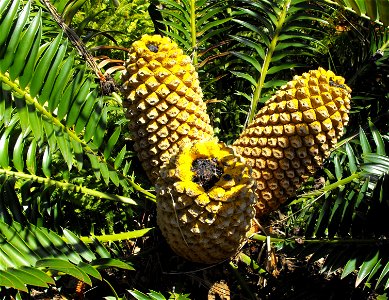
[324,0,389,27]
[0,0,155,206]
[230,0,327,125]
[158,0,232,65]
[272,123,389,290]
[0,220,134,291]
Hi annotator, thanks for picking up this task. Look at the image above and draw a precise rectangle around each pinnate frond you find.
[230,0,327,125]
[0,220,135,291]
[0,0,155,206]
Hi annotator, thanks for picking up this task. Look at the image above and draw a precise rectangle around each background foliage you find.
[0,0,388,299]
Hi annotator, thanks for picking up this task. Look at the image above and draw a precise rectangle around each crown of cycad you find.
[233,68,351,216]
[156,140,257,264]
[121,35,214,181]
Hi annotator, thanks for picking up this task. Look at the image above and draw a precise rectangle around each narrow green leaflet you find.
[30,33,63,98]
[369,120,386,155]
[0,270,27,292]
[55,127,73,170]
[26,139,37,175]
[6,267,49,288]
[62,229,96,262]
[39,41,68,104]
[0,0,30,72]
[114,145,127,170]
[356,251,380,287]
[345,143,358,173]
[36,258,92,285]
[0,0,21,47]
[376,261,389,289]
[91,258,135,271]
[77,261,102,281]
[9,9,41,80]
[104,126,121,160]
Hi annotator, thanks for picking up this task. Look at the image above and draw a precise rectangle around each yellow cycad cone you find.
[156,140,257,264]
[233,67,351,216]
[121,34,214,181]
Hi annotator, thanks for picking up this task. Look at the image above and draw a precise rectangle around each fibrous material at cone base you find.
[156,140,257,264]
[121,34,214,181]
[233,67,351,216]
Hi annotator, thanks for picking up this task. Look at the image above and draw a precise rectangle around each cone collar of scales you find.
[128,34,187,65]
[156,140,258,263]
[157,140,257,203]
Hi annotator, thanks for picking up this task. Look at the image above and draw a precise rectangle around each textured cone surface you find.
[156,140,257,264]
[233,68,351,216]
[121,35,214,181]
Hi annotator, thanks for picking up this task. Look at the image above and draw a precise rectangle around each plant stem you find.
[301,173,360,199]
[238,252,267,274]
[190,0,197,65]
[248,0,291,125]
[0,168,139,205]
[0,71,156,202]
[249,233,389,245]
[229,261,258,300]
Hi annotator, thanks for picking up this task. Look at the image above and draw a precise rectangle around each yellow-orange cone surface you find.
[121,35,214,181]
[233,68,351,216]
[156,140,257,264]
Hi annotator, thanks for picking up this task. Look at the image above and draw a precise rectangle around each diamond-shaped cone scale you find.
[233,67,351,216]
[156,140,257,264]
[121,35,214,181]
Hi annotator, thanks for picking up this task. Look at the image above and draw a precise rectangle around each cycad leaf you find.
[332,0,389,26]
[0,0,21,47]
[104,126,121,160]
[0,0,30,73]
[91,258,135,271]
[62,229,96,262]
[360,127,372,154]
[30,33,64,98]
[376,261,389,289]
[230,51,262,72]
[342,255,359,279]
[114,145,127,170]
[0,220,131,291]
[231,0,325,124]
[39,41,68,104]
[9,8,41,80]
[369,120,386,155]
[6,267,49,288]
[356,251,380,287]
[77,261,102,281]
[0,270,27,292]
[230,71,257,86]
[345,143,358,173]
[36,258,92,285]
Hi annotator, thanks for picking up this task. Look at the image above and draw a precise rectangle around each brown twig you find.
[40,0,117,95]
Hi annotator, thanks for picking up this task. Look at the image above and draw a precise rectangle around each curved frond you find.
[230,0,327,125]
[259,123,389,290]
[0,0,156,210]
[0,220,135,291]
[324,0,389,27]
[157,0,233,65]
